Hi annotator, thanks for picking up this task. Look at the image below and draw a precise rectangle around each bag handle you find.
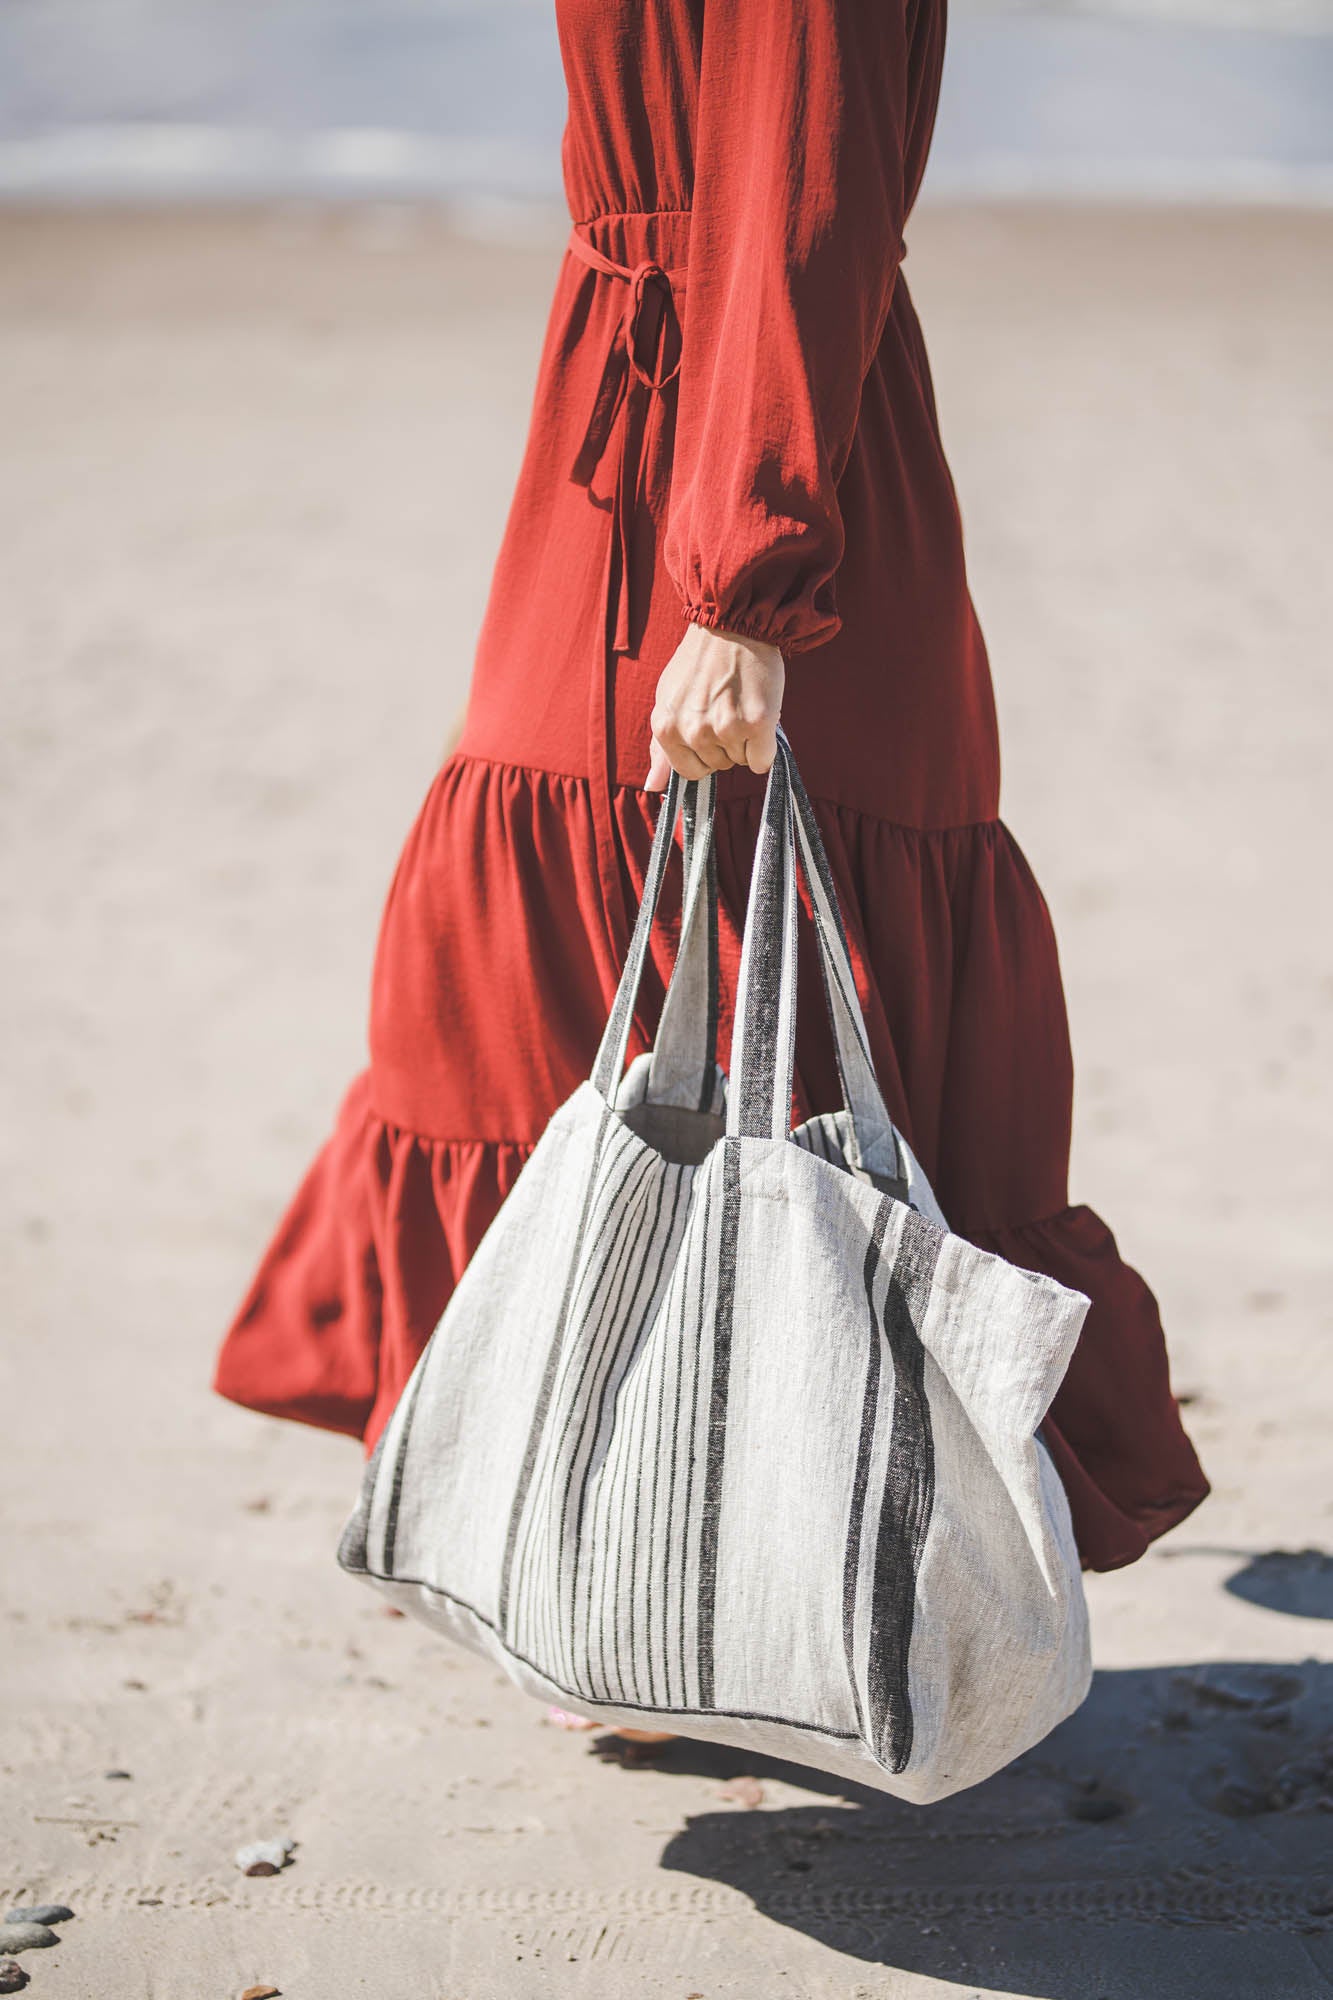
[644,733,894,1163]
[590,766,718,1106]
[644,768,722,1110]
[725,728,901,1178]
[593,728,901,1179]
[783,740,901,1177]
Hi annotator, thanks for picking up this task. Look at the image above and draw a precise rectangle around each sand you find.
[1,204,1330,1998]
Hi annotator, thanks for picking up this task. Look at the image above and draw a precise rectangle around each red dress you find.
[213,0,1207,1570]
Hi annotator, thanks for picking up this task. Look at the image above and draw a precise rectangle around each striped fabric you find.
[338,731,1093,1802]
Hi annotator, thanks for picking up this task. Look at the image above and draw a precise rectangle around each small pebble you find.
[0,1928,57,1955]
[240,1985,282,1999]
[104,1769,133,1781]
[5,1907,73,1927]
[235,1838,297,1876]
[0,1962,28,1993]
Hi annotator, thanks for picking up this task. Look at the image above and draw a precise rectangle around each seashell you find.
[234,1838,297,1877]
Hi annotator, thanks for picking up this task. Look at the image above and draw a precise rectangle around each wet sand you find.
[1,204,1330,1997]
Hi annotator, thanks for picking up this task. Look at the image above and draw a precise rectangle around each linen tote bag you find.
[337,729,1093,1803]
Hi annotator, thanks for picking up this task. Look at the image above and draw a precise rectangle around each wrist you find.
[686,620,785,672]
[685,609,783,653]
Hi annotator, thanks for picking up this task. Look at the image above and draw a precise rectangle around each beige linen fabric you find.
[338,736,1092,1802]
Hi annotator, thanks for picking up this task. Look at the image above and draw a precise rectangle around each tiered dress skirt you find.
[212,206,1208,1573]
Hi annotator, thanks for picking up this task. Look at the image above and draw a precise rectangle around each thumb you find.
[644,736,673,792]
[744,718,780,775]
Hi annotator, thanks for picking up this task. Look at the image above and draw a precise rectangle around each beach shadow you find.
[1154,1543,1333,1623]
[653,1660,1333,1999]
[1224,1548,1333,1622]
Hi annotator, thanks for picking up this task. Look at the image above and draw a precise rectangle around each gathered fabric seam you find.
[441,747,1003,837]
[571,204,695,227]
[370,1106,542,1152]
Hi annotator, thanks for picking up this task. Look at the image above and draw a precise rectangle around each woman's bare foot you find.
[545,1704,676,1744]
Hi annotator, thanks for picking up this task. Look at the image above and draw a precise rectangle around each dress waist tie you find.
[565,219,688,970]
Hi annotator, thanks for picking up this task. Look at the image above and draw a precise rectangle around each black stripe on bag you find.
[497,1099,615,1639]
[336,1423,391,1576]
[380,1358,431,1578]
[604,1158,692,1705]
[625,1163,690,1705]
[648,1158,698,1704]
[677,778,721,1115]
[673,1163,713,1705]
[570,1153,673,1700]
[865,1205,940,1773]
[644,1200,684,1704]
[698,833,720,1114]
[696,1134,741,1708]
[735,771,791,1137]
[842,1198,892,1739]
[538,1126,654,1683]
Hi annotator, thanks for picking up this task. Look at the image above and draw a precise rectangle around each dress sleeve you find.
[662,0,910,655]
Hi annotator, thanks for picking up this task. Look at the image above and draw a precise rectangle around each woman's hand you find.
[645,624,785,791]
